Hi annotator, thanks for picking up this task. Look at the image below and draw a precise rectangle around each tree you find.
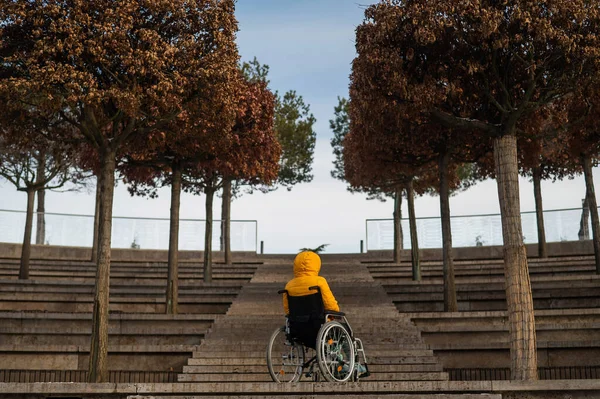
[186,74,280,282]
[0,131,76,279]
[564,86,600,274]
[330,97,404,262]
[34,153,46,246]
[34,147,94,248]
[518,108,578,259]
[219,58,316,264]
[121,120,235,314]
[343,95,443,281]
[275,91,317,190]
[0,0,240,382]
[356,0,600,379]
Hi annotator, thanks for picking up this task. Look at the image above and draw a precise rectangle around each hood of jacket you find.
[293,251,321,278]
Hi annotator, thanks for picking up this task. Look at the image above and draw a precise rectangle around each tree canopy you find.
[0,0,241,382]
[349,0,600,380]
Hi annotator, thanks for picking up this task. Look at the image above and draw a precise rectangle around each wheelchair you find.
[266,286,369,383]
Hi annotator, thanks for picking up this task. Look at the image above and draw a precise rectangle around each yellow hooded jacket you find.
[283,251,339,315]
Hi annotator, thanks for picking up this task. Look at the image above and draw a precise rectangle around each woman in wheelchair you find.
[267,251,369,383]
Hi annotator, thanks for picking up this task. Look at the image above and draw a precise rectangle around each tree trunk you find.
[582,155,600,274]
[493,133,537,381]
[204,186,215,283]
[393,187,403,264]
[19,188,36,280]
[35,189,46,245]
[35,152,46,245]
[91,175,102,263]
[88,148,116,383]
[407,181,421,281]
[532,167,547,258]
[166,163,182,315]
[578,194,591,241]
[222,178,232,265]
[439,152,458,312]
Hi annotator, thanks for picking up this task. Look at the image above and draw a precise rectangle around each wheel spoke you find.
[317,322,355,382]
[268,327,304,383]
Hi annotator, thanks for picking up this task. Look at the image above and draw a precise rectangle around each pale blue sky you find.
[1,1,599,253]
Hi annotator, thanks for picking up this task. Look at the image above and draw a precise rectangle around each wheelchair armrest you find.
[325,310,345,317]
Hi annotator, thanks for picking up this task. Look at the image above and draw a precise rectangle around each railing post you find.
[260,240,264,254]
[360,240,364,253]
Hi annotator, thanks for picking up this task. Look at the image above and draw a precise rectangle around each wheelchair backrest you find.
[287,292,325,322]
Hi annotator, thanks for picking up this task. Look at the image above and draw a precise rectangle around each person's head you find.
[293,251,321,277]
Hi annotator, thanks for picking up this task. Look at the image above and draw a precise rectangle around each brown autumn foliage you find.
[516,105,580,258]
[0,110,82,279]
[562,83,600,274]
[117,72,279,308]
[352,0,600,380]
[0,0,241,382]
[350,9,494,307]
[183,75,281,283]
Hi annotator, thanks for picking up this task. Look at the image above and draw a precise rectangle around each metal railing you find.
[0,209,258,252]
[0,369,177,383]
[448,366,600,381]
[1,366,597,383]
[366,207,595,251]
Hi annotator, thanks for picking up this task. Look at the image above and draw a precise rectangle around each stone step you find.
[187,356,440,365]
[384,281,600,293]
[381,274,600,285]
[0,301,230,314]
[388,287,600,301]
[4,276,250,285]
[0,325,211,334]
[0,311,222,321]
[0,334,205,346]
[192,349,434,359]
[176,372,449,382]
[366,259,595,269]
[182,363,444,373]
[0,292,235,303]
[206,327,422,336]
[0,270,254,279]
[197,343,429,352]
[0,265,258,274]
[369,266,597,277]
[0,282,243,292]
[129,395,501,399]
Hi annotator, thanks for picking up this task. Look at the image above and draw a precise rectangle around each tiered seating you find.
[0,257,258,382]
[367,255,600,376]
[0,251,597,397]
[369,256,599,311]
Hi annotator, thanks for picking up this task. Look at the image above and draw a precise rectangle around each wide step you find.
[178,372,448,382]
[129,395,501,399]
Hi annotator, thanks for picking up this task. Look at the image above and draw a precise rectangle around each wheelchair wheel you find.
[316,321,355,382]
[267,326,305,383]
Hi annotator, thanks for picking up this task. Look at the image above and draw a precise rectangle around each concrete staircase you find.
[178,260,449,383]
[0,253,598,397]
[367,256,600,375]
[0,259,259,381]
